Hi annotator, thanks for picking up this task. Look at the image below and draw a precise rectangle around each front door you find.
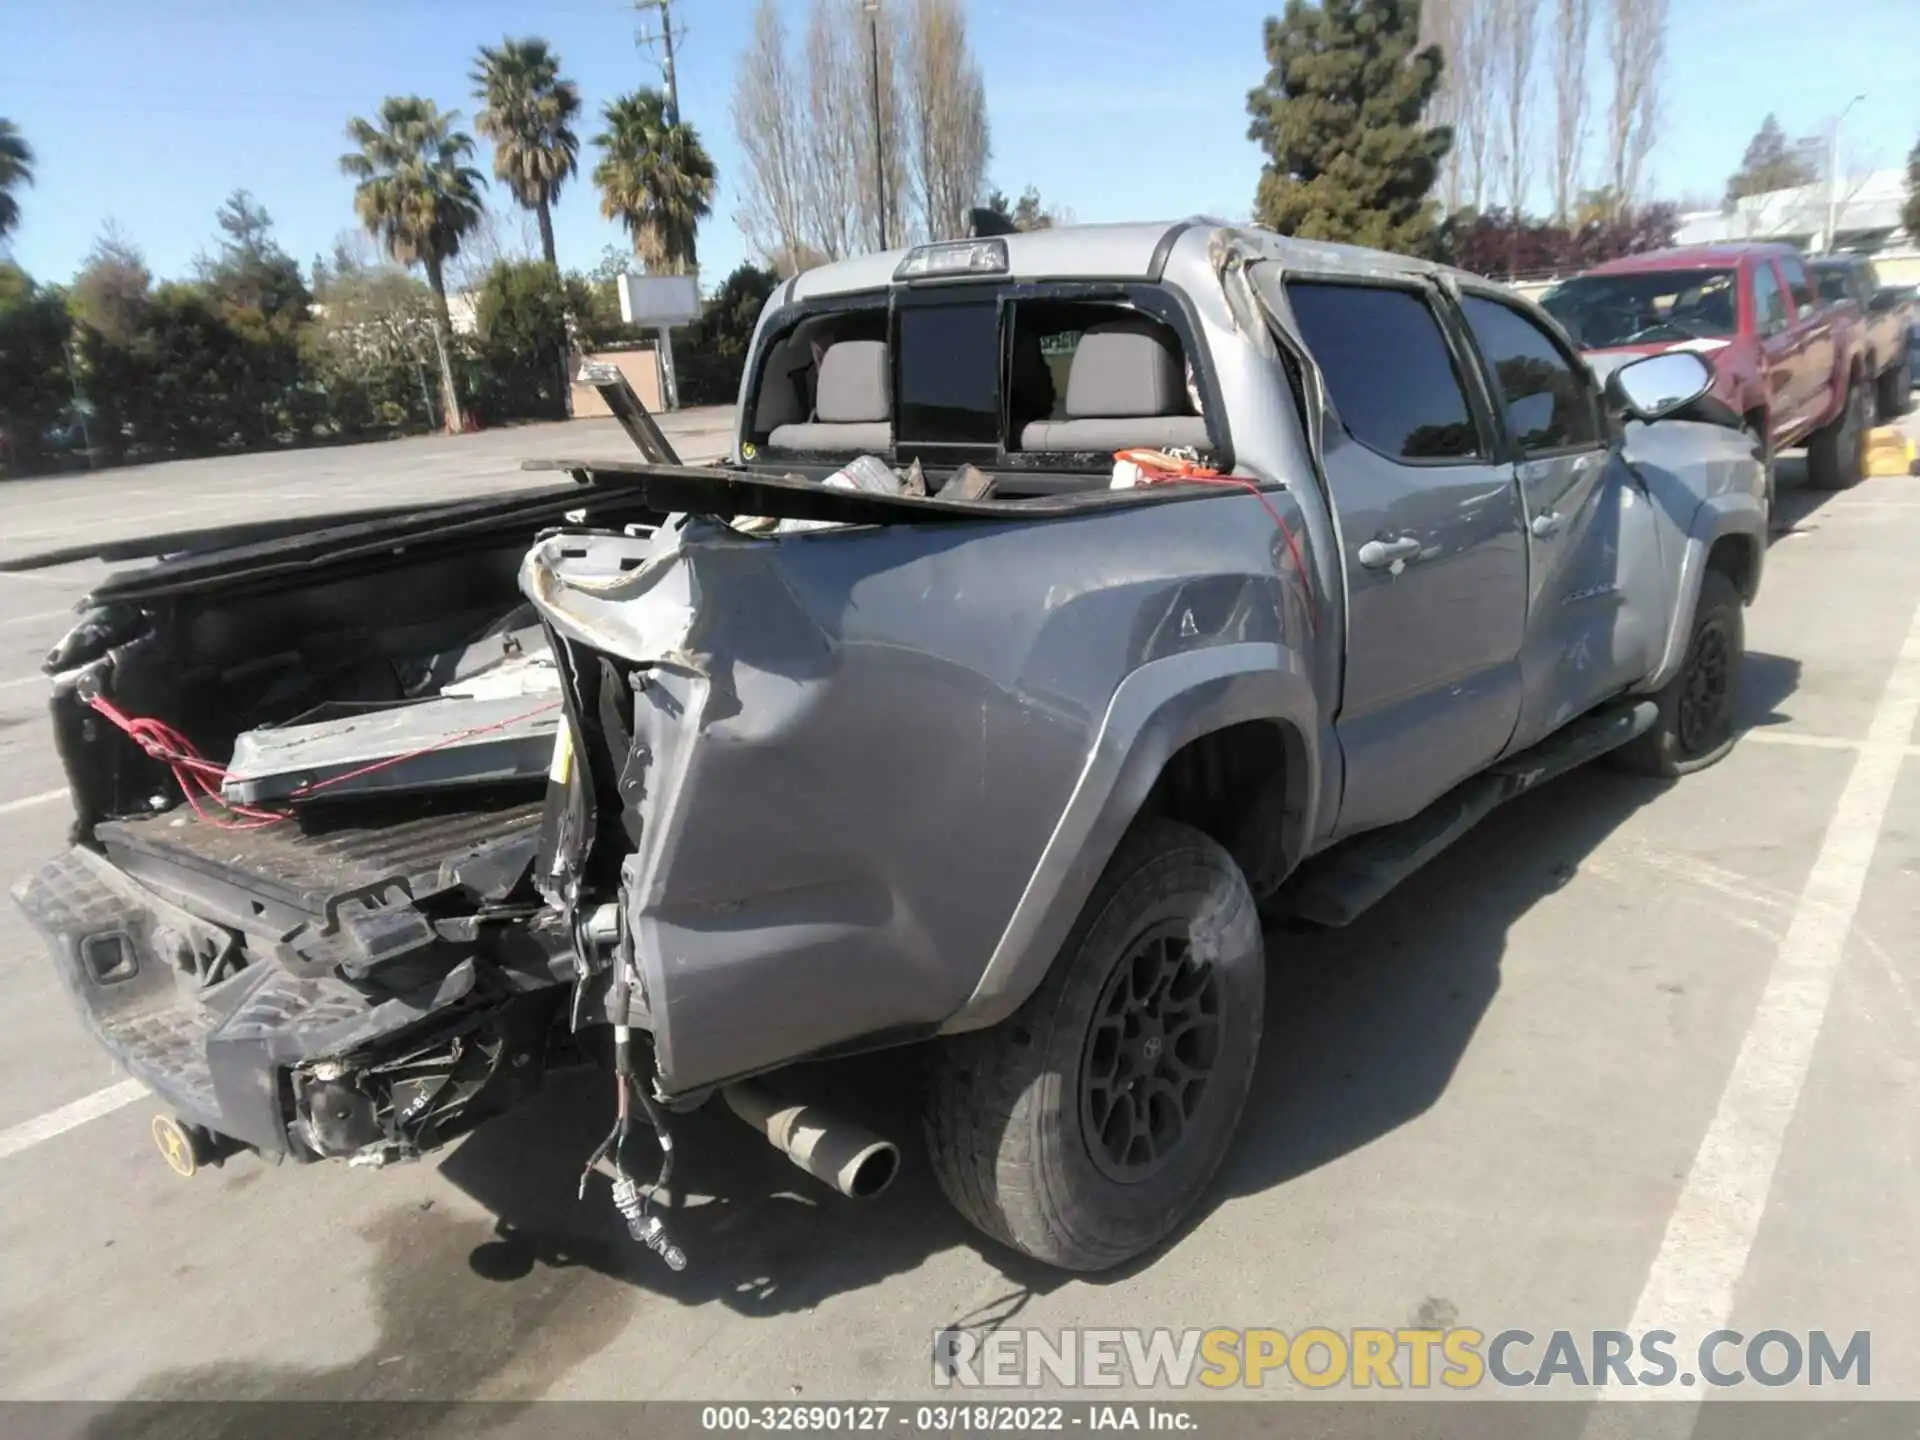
[1284,278,1529,837]
[1457,291,1666,751]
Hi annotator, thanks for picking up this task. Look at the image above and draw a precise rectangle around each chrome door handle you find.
[1531,511,1563,538]
[1358,535,1423,569]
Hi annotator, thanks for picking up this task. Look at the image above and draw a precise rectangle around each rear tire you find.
[1879,354,1911,421]
[1806,380,1866,491]
[1611,568,1745,778]
[923,820,1264,1271]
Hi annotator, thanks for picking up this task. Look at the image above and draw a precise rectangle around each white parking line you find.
[0,789,66,815]
[0,674,48,691]
[1585,593,1920,1438]
[0,1080,147,1162]
[0,607,76,629]
[1742,729,1920,757]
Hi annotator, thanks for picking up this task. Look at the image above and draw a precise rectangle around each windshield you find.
[1541,269,1738,350]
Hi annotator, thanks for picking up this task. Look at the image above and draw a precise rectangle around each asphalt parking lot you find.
[2,414,1919,1429]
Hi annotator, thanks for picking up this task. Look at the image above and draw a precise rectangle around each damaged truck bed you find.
[13,221,1765,1273]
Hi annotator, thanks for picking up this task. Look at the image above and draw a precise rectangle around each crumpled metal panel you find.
[523,497,1305,1094]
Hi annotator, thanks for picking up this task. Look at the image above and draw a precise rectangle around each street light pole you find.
[1826,92,1866,253]
[864,0,887,250]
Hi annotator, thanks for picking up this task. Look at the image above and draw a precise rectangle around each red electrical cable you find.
[280,700,563,800]
[1114,450,1320,633]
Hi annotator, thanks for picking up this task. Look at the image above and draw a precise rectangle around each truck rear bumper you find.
[12,846,554,1160]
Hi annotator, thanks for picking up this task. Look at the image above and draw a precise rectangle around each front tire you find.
[1744,422,1775,529]
[923,820,1264,1271]
[1612,568,1745,778]
[1806,379,1866,491]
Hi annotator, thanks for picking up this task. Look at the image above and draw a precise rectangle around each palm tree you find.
[471,38,580,269]
[0,120,34,245]
[339,97,487,430]
[592,89,716,276]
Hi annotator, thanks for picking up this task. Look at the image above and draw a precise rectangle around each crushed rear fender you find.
[521,496,1316,1096]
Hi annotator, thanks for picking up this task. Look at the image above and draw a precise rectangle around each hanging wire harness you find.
[575,907,686,1272]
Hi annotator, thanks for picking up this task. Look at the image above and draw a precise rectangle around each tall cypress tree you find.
[1245,0,1451,255]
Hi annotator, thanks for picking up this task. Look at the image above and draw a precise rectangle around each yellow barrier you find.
[1864,426,1918,478]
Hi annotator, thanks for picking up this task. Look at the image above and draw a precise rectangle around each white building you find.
[1673,168,1920,282]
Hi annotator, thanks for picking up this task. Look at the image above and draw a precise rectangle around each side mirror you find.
[1604,350,1715,424]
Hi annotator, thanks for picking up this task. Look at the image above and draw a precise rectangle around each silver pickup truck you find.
[14,221,1765,1273]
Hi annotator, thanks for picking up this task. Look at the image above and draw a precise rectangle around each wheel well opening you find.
[1707,534,1758,602]
[1140,720,1304,897]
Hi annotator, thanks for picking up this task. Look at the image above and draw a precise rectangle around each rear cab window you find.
[739,279,1223,488]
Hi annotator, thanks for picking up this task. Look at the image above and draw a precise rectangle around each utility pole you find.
[634,0,682,125]
[1826,92,1866,254]
[864,0,888,250]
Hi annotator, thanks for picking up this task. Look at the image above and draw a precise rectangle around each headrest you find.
[815,340,892,424]
[1065,318,1186,419]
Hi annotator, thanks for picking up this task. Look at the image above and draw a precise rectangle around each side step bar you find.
[1286,700,1657,928]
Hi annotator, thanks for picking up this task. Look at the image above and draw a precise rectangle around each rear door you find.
[1456,288,1666,750]
[1284,279,1527,837]
[1751,259,1801,444]
[1778,252,1835,434]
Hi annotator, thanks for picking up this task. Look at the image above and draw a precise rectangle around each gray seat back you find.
[1019,317,1208,452]
[768,339,893,453]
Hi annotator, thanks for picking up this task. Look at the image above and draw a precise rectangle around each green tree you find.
[340,97,488,430]
[472,38,581,269]
[0,263,73,470]
[198,189,310,320]
[1726,115,1818,206]
[0,120,31,244]
[308,258,441,437]
[593,88,717,276]
[1245,0,1451,254]
[1905,134,1920,249]
[470,259,575,421]
[983,185,1062,231]
[676,261,780,404]
[194,191,314,443]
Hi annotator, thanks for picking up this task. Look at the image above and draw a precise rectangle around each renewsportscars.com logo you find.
[932,1327,1871,1391]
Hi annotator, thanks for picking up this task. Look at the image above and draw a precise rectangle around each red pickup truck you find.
[1543,243,1868,504]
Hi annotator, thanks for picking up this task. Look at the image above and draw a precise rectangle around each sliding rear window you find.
[894,301,1001,459]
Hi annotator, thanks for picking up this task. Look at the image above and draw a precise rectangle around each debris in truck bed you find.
[222,694,562,805]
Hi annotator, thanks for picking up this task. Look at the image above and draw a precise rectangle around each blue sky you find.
[4,0,1918,290]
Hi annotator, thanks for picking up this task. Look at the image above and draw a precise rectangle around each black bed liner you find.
[96,788,545,923]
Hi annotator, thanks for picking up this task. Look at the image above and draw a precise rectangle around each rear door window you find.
[1286,281,1484,461]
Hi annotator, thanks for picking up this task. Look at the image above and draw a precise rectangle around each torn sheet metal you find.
[519,515,723,664]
